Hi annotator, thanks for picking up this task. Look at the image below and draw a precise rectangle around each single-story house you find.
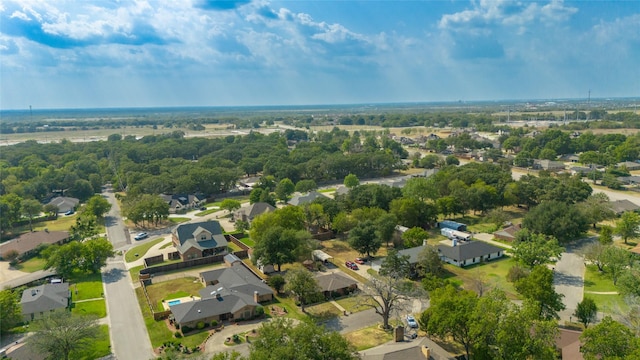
[160,193,206,213]
[493,224,522,242]
[359,336,455,360]
[20,283,70,322]
[234,202,275,224]
[437,220,467,232]
[379,177,409,188]
[617,161,640,171]
[288,191,330,206]
[334,186,350,196]
[170,263,274,328]
[0,230,71,260]
[45,196,79,214]
[533,160,565,171]
[555,328,584,360]
[559,154,580,163]
[238,176,261,190]
[618,176,640,185]
[315,272,358,298]
[437,240,504,267]
[609,199,640,215]
[371,245,426,274]
[172,220,228,261]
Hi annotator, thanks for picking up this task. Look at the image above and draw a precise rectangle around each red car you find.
[355,257,366,264]
[345,261,359,270]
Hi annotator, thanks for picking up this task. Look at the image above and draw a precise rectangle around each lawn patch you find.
[587,293,627,313]
[13,257,46,273]
[159,242,174,250]
[70,324,111,360]
[72,299,107,318]
[71,273,104,301]
[239,237,255,247]
[135,287,174,348]
[125,238,164,263]
[144,277,204,311]
[335,295,377,313]
[584,265,618,293]
[227,242,243,252]
[442,256,518,299]
[168,217,190,224]
[305,302,341,320]
[129,265,144,283]
[344,325,393,351]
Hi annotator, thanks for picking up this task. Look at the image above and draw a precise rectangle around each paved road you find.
[553,238,593,323]
[102,185,154,360]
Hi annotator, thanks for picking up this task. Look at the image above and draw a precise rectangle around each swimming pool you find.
[168,299,181,306]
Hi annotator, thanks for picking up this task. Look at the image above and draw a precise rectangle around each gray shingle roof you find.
[237,202,275,220]
[437,241,503,262]
[170,293,255,324]
[287,191,329,206]
[315,272,357,292]
[20,283,69,315]
[200,264,273,298]
[173,220,228,254]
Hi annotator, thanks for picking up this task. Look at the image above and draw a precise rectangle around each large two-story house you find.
[172,220,228,261]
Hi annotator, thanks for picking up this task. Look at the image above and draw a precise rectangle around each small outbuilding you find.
[312,250,333,263]
[437,220,467,232]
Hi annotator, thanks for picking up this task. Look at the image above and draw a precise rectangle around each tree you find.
[220,199,241,217]
[82,238,114,273]
[235,220,250,232]
[343,173,359,189]
[84,195,112,218]
[618,271,640,297]
[375,212,398,247]
[253,226,308,271]
[601,245,629,285]
[416,244,443,277]
[578,193,615,229]
[580,316,638,360]
[28,311,100,360]
[359,273,420,329]
[275,178,295,202]
[284,267,320,311]
[21,198,42,232]
[390,197,437,228]
[249,188,265,204]
[70,212,99,240]
[348,220,382,258]
[294,179,317,193]
[514,266,565,320]
[402,177,437,202]
[68,179,95,202]
[522,200,588,242]
[582,242,607,272]
[615,211,640,245]
[511,229,564,269]
[379,249,411,279]
[43,203,59,218]
[0,289,22,333]
[422,285,479,360]
[402,227,429,248]
[598,225,614,245]
[42,241,84,279]
[574,297,598,328]
[267,274,285,293]
[486,208,508,232]
[248,318,358,360]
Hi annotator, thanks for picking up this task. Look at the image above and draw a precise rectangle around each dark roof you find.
[20,283,69,315]
[438,220,467,231]
[360,337,454,360]
[45,196,79,212]
[397,245,426,264]
[437,241,503,262]
[200,263,273,298]
[173,220,228,254]
[287,191,329,206]
[170,293,256,324]
[315,272,357,292]
[236,202,275,220]
[0,231,70,258]
[610,199,640,214]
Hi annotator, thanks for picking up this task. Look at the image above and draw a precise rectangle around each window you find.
[200,234,207,240]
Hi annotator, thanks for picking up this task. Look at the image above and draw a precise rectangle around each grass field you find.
[444,256,519,299]
[144,277,204,311]
[72,299,107,318]
[71,272,104,301]
[335,295,377,313]
[71,325,111,360]
[344,325,393,351]
[168,217,190,224]
[584,265,618,292]
[305,302,342,320]
[239,237,255,247]
[125,237,165,263]
[13,257,47,272]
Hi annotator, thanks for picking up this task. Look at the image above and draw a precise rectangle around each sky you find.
[0,0,639,110]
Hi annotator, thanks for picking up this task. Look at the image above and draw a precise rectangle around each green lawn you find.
[71,273,104,301]
[305,302,342,320]
[168,217,190,224]
[228,242,243,252]
[335,295,377,313]
[13,257,47,272]
[129,265,144,283]
[239,237,255,247]
[159,242,174,250]
[72,299,107,318]
[71,324,111,360]
[195,209,219,217]
[319,188,336,193]
[586,293,628,313]
[584,265,618,292]
[125,237,165,263]
[444,256,519,299]
[144,277,204,311]
[344,325,393,351]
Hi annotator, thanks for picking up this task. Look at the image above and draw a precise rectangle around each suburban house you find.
[45,196,79,214]
[555,328,584,360]
[379,177,409,188]
[315,272,358,298]
[617,161,640,171]
[618,176,640,186]
[237,176,261,190]
[371,245,426,276]
[493,224,522,242]
[288,191,329,206]
[0,230,70,260]
[437,239,504,267]
[533,160,566,171]
[160,193,206,213]
[558,154,580,163]
[172,220,228,260]
[20,283,70,322]
[609,199,640,215]
[360,336,455,360]
[234,202,275,224]
[169,263,273,328]
[334,186,350,197]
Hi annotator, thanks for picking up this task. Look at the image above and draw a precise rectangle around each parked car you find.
[134,232,148,240]
[354,257,366,264]
[64,210,75,216]
[345,261,359,270]
[199,206,207,211]
[406,315,418,328]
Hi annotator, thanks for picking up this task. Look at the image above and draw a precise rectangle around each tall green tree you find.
[602,245,630,285]
[522,200,588,242]
[70,212,98,240]
[294,179,317,193]
[511,229,564,269]
[275,178,295,202]
[343,173,359,189]
[220,198,241,217]
[348,220,382,257]
[574,297,598,328]
[580,316,639,360]
[514,266,565,320]
[83,238,115,274]
[379,249,411,279]
[375,212,398,247]
[28,311,100,360]
[402,226,429,248]
[284,267,320,311]
[615,211,640,245]
[359,273,420,330]
[416,244,443,277]
[84,195,112,218]
[598,225,614,245]
[0,289,22,333]
[578,193,615,229]
[21,198,42,232]
[253,226,309,272]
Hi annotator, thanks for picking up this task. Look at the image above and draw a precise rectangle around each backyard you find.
[583,264,627,312]
[144,277,204,311]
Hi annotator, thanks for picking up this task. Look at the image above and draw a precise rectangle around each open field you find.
[344,325,393,351]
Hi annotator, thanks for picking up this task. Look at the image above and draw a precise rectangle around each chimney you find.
[254,291,259,303]
[452,238,457,247]
[215,293,221,299]
[421,346,431,358]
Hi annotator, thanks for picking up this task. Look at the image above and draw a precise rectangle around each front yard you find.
[583,264,627,312]
[343,325,393,351]
[125,238,166,263]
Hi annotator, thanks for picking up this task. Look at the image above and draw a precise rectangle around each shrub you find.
[174,331,182,338]
[507,265,529,283]
[210,320,218,327]
[232,334,240,342]
[182,325,191,333]
[196,321,205,330]
[254,305,265,318]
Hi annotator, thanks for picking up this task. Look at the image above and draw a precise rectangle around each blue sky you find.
[1,0,638,110]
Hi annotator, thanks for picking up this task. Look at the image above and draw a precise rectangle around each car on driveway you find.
[64,210,75,216]
[355,257,366,264]
[406,315,418,328]
[134,232,148,240]
[345,261,359,270]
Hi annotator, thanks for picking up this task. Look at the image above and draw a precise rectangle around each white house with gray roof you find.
[437,240,503,267]
[171,220,228,261]
[21,283,70,322]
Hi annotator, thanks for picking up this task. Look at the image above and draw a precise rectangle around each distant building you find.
[234,202,275,224]
[288,191,330,206]
[0,230,71,260]
[45,196,79,214]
